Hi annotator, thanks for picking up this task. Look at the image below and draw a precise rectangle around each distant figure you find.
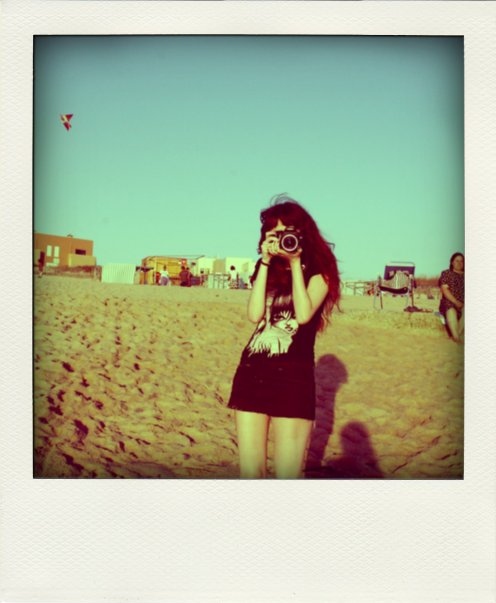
[179,266,192,287]
[37,252,45,278]
[229,265,238,289]
[159,267,170,286]
[439,252,464,342]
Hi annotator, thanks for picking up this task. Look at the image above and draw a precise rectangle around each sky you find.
[34,35,464,281]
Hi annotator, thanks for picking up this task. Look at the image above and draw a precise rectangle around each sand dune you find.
[34,276,463,479]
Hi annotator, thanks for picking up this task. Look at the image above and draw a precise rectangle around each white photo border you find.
[1,2,495,601]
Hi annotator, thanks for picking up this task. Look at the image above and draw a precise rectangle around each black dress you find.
[228,261,322,420]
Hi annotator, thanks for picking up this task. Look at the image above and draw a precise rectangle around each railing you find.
[207,273,230,289]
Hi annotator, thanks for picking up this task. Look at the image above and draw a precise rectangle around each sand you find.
[33,276,463,479]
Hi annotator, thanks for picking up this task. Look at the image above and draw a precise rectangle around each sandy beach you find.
[34,276,463,479]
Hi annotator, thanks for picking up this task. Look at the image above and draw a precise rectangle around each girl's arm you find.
[247,237,275,323]
[247,261,270,323]
[290,256,329,324]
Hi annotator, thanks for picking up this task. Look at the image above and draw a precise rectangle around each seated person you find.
[439,253,464,342]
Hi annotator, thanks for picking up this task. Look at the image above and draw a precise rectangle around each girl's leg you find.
[272,417,313,479]
[445,308,461,341]
[234,410,270,478]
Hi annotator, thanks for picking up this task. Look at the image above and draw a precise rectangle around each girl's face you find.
[265,219,288,239]
[452,255,464,273]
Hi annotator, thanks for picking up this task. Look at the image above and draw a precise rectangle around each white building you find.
[194,256,257,289]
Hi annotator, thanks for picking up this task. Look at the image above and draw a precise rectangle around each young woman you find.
[227,195,340,478]
[439,252,464,343]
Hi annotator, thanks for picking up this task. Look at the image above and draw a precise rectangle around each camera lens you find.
[280,232,299,253]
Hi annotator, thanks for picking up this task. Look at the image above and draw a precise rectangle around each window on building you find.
[54,246,60,258]
[46,245,52,257]
[75,249,87,255]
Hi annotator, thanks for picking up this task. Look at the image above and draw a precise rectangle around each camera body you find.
[276,227,303,253]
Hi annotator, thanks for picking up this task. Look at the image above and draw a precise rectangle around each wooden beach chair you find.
[373,261,416,309]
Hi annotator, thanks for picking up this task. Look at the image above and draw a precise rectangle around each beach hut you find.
[140,255,204,285]
[194,257,216,276]
[34,232,96,270]
[101,263,137,285]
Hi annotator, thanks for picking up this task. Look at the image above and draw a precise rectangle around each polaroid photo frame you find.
[1,2,495,601]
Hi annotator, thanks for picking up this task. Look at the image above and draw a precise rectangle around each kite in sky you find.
[60,114,73,131]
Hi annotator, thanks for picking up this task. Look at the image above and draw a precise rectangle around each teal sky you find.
[34,35,464,280]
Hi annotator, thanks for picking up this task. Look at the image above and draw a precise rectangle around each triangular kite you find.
[60,114,73,131]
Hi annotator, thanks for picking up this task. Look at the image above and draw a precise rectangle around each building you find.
[194,256,256,277]
[224,257,257,279]
[139,255,257,287]
[33,233,96,269]
[101,263,137,285]
[140,255,204,285]
[195,256,257,289]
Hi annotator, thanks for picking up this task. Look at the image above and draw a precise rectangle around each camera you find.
[276,228,303,253]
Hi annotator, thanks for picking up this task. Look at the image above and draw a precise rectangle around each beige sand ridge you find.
[34,276,463,479]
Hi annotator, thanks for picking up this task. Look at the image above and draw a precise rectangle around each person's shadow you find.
[305,355,383,479]
[305,354,347,477]
[321,421,384,479]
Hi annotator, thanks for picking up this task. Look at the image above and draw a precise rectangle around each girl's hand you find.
[278,246,303,263]
[261,233,278,263]
[261,232,302,263]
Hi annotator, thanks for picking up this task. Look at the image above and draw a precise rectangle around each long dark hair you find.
[255,194,340,331]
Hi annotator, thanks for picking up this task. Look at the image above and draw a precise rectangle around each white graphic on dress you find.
[247,294,299,357]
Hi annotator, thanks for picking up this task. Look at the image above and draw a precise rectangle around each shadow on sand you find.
[305,354,383,479]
